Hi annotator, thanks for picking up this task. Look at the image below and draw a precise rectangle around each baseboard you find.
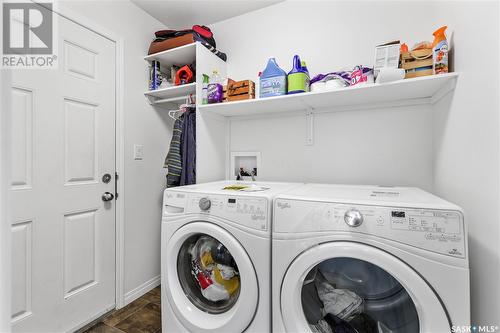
[123,275,161,306]
[69,303,115,333]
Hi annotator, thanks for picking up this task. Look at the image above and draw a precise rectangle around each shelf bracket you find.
[146,94,156,104]
[306,108,314,146]
[430,76,458,105]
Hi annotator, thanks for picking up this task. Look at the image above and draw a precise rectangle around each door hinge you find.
[115,172,119,199]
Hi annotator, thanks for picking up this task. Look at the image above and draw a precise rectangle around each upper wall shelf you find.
[144,82,196,105]
[144,42,196,67]
[198,73,459,118]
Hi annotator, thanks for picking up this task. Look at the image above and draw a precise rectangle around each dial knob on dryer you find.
[199,197,211,211]
[344,209,363,227]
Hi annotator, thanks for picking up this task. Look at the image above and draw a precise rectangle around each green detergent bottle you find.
[287,55,310,94]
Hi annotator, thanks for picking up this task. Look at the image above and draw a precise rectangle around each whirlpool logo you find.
[452,325,499,332]
[276,201,291,209]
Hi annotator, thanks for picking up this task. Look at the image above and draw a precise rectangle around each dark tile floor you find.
[82,286,161,333]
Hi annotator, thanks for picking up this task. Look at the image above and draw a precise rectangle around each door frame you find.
[1,4,128,325]
[0,2,13,326]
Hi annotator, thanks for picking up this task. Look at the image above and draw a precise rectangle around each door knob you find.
[102,192,114,202]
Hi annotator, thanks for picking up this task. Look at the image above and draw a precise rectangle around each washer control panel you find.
[274,199,466,258]
[171,193,269,231]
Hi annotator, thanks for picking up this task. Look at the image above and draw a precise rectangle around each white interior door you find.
[10,11,116,332]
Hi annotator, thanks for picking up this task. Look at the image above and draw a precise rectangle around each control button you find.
[199,197,211,211]
[376,216,384,225]
[344,209,363,227]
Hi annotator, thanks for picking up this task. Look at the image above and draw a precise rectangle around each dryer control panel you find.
[164,191,269,231]
[274,199,466,258]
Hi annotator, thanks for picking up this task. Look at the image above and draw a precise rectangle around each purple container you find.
[207,83,223,103]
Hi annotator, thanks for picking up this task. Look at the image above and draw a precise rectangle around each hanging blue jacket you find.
[180,108,196,186]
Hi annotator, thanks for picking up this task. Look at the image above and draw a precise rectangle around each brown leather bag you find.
[148,34,195,55]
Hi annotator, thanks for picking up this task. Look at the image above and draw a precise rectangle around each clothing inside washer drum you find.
[302,257,420,333]
[177,234,241,314]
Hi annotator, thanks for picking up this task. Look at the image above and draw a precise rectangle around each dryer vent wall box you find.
[230,152,261,181]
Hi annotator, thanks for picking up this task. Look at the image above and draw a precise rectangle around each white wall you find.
[432,1,500,327]
[59,0,170,300]
[211,0,499,327]
[212,1,440,189]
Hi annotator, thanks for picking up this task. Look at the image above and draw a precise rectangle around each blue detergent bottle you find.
[259,58,287,98]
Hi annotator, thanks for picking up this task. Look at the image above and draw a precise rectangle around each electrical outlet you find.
[134,144,144,160]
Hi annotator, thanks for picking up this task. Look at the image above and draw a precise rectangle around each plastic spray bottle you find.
[202,74,209,104]
[208,70,223,103]
[432,26,448,74]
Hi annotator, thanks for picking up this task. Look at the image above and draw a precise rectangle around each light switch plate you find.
[134,144,144,160]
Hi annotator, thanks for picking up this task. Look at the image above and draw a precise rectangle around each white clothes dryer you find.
[272,184,470,333]
[161,181,300,333]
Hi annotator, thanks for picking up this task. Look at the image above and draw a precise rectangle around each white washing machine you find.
[161,181,300,333]
[272,184,470,333]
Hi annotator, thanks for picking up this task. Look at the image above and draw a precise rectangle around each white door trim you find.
[0,58,13,333]
[28,2,127,310]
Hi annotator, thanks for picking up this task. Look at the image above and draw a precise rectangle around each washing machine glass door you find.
[281,241,450,333]
[166,221,258,332]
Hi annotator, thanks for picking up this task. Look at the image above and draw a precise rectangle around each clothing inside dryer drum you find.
[302,258,419,333]
[177,234,240,314]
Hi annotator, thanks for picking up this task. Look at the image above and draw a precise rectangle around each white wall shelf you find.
[144,82,196,105]
[198,73,459,118]
[144,42,196,67]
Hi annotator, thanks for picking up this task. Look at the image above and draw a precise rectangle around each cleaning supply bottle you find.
[432,26,449,75]
[259,58,287,98]
[287,55,310,94]
[256,71,262,99]
[202,74,209,104]
[208,69,223,103]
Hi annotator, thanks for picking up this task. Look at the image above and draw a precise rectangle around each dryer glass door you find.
[302,257,418,332]
[177,234,241,314]
[165,221,258,333]
[281,241,450,333]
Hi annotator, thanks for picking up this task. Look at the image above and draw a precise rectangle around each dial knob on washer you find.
[344,209,363,227]
[199,197,211,211]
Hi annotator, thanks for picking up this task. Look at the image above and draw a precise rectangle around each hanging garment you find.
[164,116,184,187]
[180,108,196,185]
